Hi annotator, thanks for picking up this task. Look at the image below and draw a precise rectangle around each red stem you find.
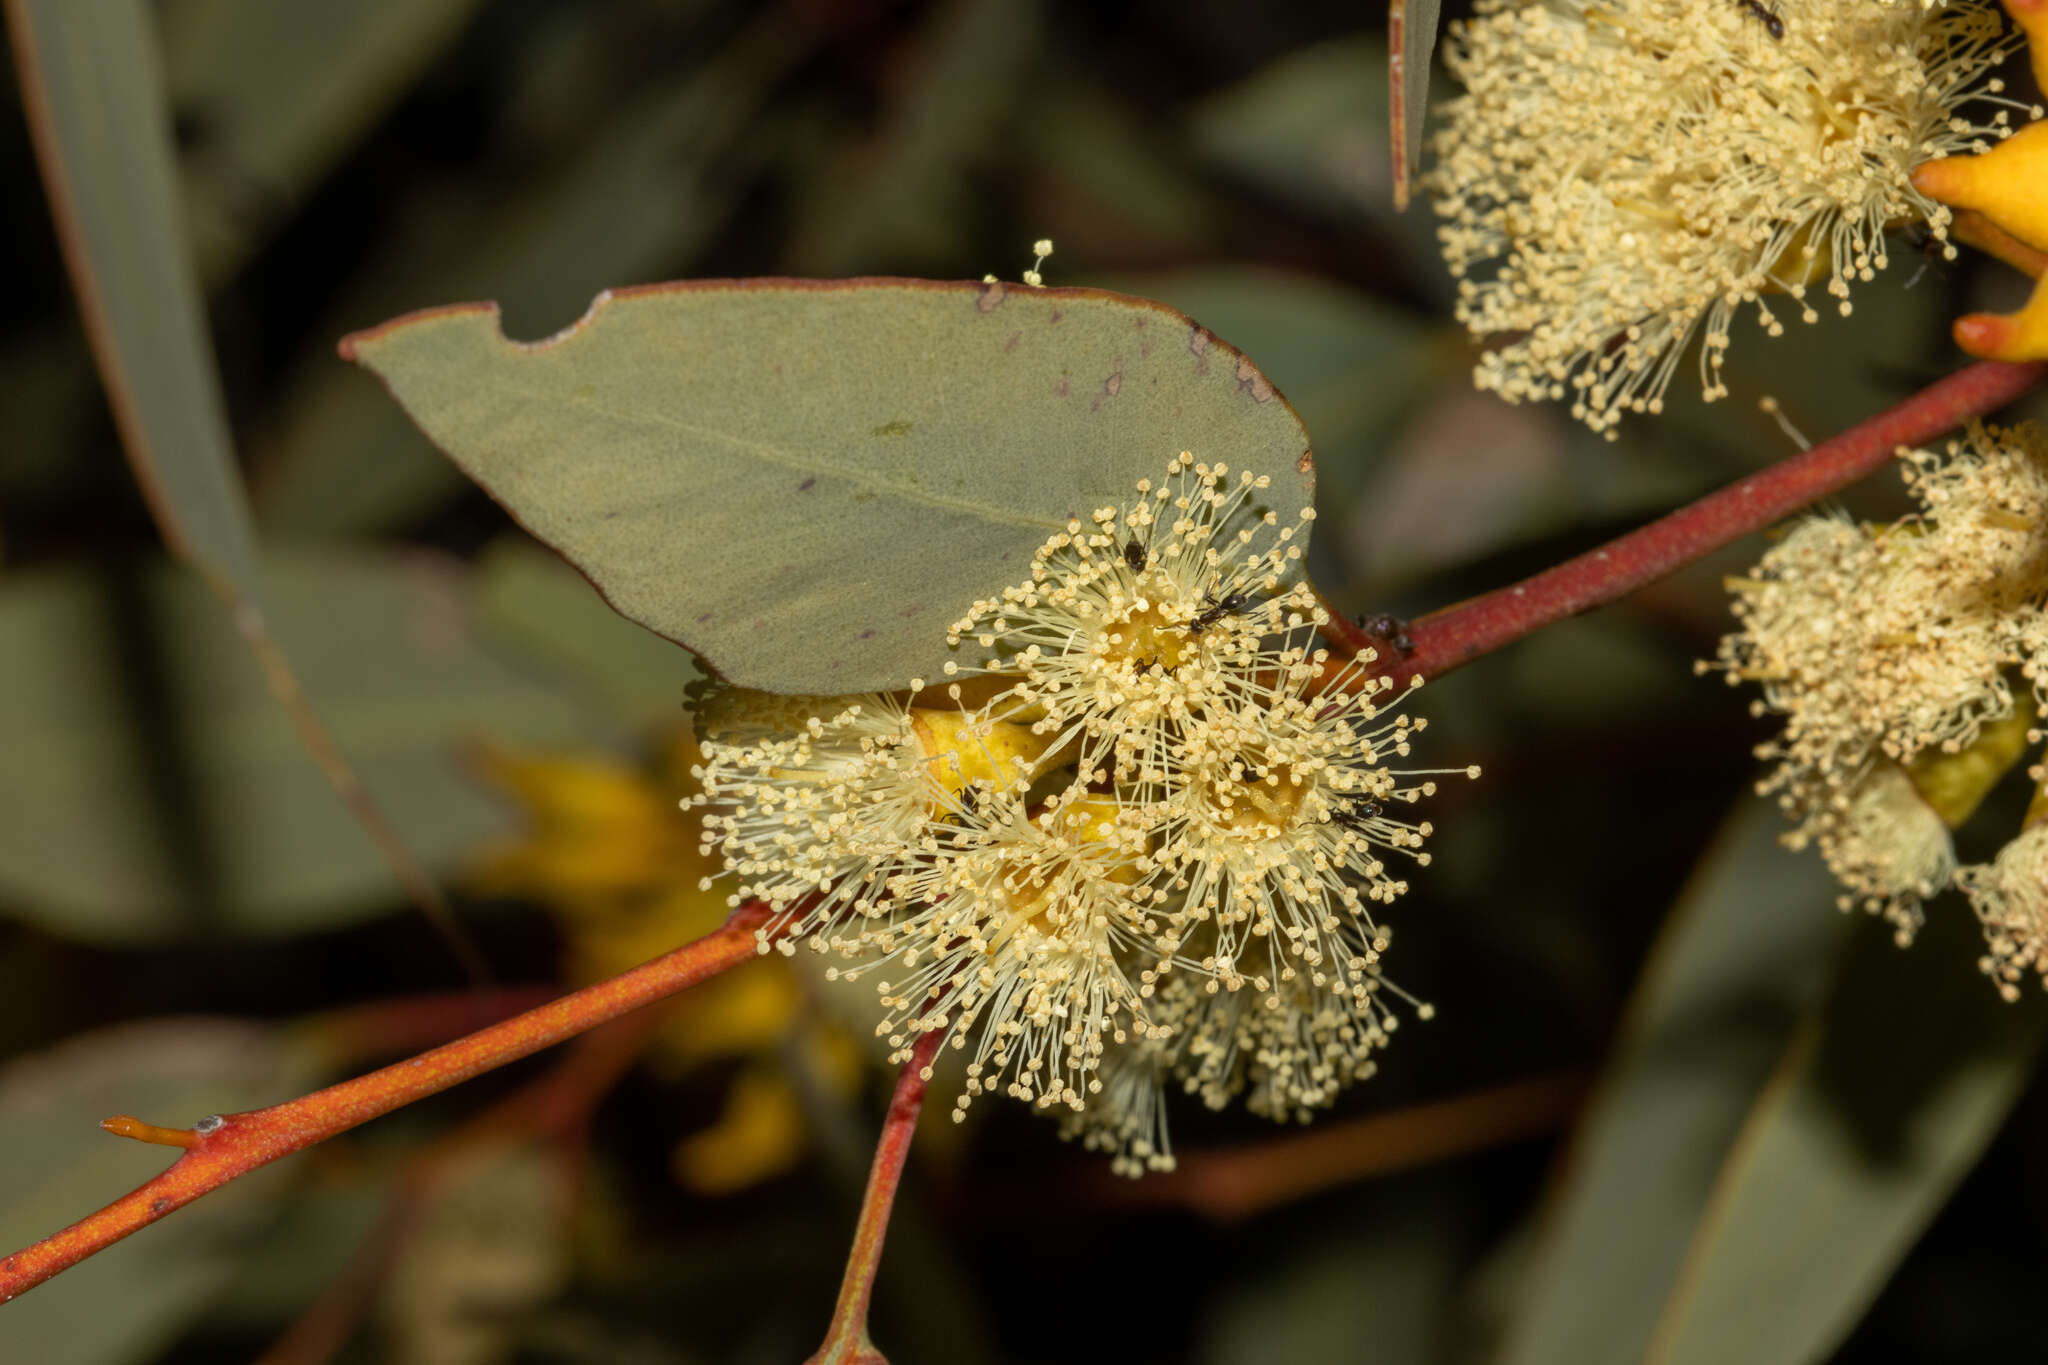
[1323,359,2047,683]
[806,1027,948,1365]
[302,987,563,1069]
[0,903,770,1305]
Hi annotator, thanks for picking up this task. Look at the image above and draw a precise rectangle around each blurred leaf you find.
[1389,0,1441,210]
[1091,266,1444,510]
[1015,77,1222,260]
[190,1164,397,1333]
[1644,912,2048,1365]
[0,550,599,941]
[162,0,487,281]
[343,280,1316,694]
[252,10,816,537]
[474,534,700,734]
[0,1018,322,1365]
[1494,798,1852,1365]
[381,1140,574,1365]
[0,324,98,501]
[1188,37,1443,296]
[8,0,478,967]
[1339,389,1705,593]
[1197,1191,1467,1365]
[787,0,1041,275]
[7,0,260,601]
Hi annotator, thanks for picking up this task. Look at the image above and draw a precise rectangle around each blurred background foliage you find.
[2,1,2047,1362]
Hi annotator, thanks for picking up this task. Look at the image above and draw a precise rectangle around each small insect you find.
[1123,538,1149,573]
[1735,0,1783,39]
[1333,796,1385,829]
[1183,591,1255,635]
[1901,224,1946,291]
[1358,612,1415,656]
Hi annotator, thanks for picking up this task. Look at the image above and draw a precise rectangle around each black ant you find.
[1358,612,1415,656]
[1183,591,1255,635]
[1333,796,1385,830]
[1735,0,1783,39]
[1123,538,1148,573]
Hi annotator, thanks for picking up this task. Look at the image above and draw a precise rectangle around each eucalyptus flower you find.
[690,451,1473,1169]
[1149,642,1474,993]
[1958,812,2048,1000]
[1712,423,2048,940]
[691,688,1051,952]
[1429,0,2017,435]
[945,451,1320,784]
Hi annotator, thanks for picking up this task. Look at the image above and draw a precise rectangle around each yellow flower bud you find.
[1952,273,2048,361]
[2008,0,2048,96]
[1908,700,2038,827]
[905,706,1055,800]
[1914,121,2048,256]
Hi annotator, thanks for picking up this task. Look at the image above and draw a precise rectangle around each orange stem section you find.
[0,902,770,1305]
[1323,359,2047,683]
[99,1117,201,1149]
[807,1027,947,1365]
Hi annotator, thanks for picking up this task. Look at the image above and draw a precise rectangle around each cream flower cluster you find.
[1710,423,2048,992]
[691,455,1477,1174]
[1427,0,2020,436]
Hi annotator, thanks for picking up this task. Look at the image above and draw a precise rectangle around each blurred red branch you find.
[807,1027,948,1365]
[0,902,771,1305]
[1322,359,2047,682]
[253,1011,665,1365]
[1091,1072,1586,1223]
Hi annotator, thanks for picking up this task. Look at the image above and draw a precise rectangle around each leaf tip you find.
[337,300,505,366]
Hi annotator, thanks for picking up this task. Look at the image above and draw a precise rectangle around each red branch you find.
[1323,359,2048,683]
[0,903,771,1305]
[806,1027,948,1365]
[302,987,562,1070]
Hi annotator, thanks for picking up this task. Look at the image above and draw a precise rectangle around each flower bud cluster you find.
[690,455,1478,1173]
[1711,423,2048,990]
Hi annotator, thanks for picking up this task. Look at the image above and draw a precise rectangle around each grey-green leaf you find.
[1090,266,1442,506]
[343,279,1316,693]
[7,0,260,602]
[0,551,599,941]
[1644,910,2048,1365]
[1493,798,1852,1365]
